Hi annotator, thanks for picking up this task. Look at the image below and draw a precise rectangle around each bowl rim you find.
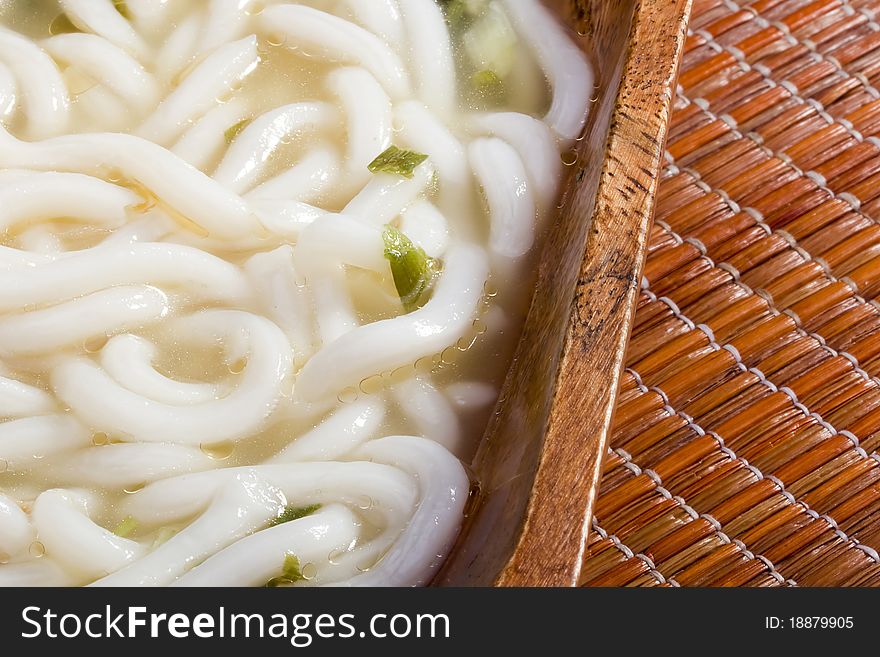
[439,0,694,587]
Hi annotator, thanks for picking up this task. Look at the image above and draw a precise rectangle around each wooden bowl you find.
[438,0,692,586]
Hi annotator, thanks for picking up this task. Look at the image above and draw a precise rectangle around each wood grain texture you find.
[438,0,692,586]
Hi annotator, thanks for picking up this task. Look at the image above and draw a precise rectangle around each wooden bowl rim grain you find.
[438,0,693,587]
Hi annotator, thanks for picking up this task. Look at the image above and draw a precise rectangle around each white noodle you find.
[398,0,456,119]
[296,244,489,401]
[393,377,461,452]
[0,560,76,587]
[0,171,140,233]
[244,246,317,366]
[0,376,56,417]
[53,310,293,445]
[339,0,404,50]
[247,144,342,203]
[32,488,146,583]
[0,493,34,559]
[91,473,286,586]
[154,10,204,85]
[137,35,260,146]
[0,62,16,121]
[0,414,90,469]
[59,0,150,61]
[171,97,251,171]
[270,399,386,462]
[0,128,262,239]
[467,111,562,213]
[214,101,340,193]
[42,33,159,113]
[173,504,361,587]
[469,136,537,258]
[199,0,260,55]
[327,67,393,193]
[0,242,251,311]
[258,4,410,99]
[0,27,69,138]
[400,200,450,258]
[499,0,592,141]
[100,334,223,405]
[343,159,435,226]
[51,442,219,489]
[0,285,170,357]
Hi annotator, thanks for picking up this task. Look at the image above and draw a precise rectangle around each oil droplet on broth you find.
[440,346,457,365]
[123,482,146,494]
[413,356,432,374]
[337,387,358,404]
[457,334,477,352]
[388,366,411,385]
[301,562,318,580]
[358,375,384,395]
[227,357,247,374]
[355,494,372,510]
[561,149,579,166]
[29,541,45,558]
[266,32,286,47]
[91,431,110,446]
[355,555,380,573]
[200,441,235,460]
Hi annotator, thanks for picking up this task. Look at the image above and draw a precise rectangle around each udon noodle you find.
[0,0,591,587]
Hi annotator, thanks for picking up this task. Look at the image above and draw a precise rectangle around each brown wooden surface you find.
[439,0,692,586]
[583,0,880,587]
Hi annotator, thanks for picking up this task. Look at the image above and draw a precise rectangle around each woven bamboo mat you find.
[580,0,880,587]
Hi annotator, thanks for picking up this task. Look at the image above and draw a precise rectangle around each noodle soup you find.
[0,0,592,586]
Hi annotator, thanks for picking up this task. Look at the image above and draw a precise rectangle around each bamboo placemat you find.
[581,0,880,587]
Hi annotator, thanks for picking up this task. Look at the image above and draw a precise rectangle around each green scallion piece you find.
[471,69,504,98]
[113,515,138,538]
[224,118,251,144]
[368,145,429,179]
[266,553,305,587]
[382,225,440,312]
[270,504,321,527]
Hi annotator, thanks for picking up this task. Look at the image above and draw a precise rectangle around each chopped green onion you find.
[439,0,489,29]
[266,553,305,587]
[368,146,428,179]
[270,503,321,527]
[113,515,138,538]
[224,118,251,144]
[383,225,440,312]
[441,0,468,28]
[471,69,504,99]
